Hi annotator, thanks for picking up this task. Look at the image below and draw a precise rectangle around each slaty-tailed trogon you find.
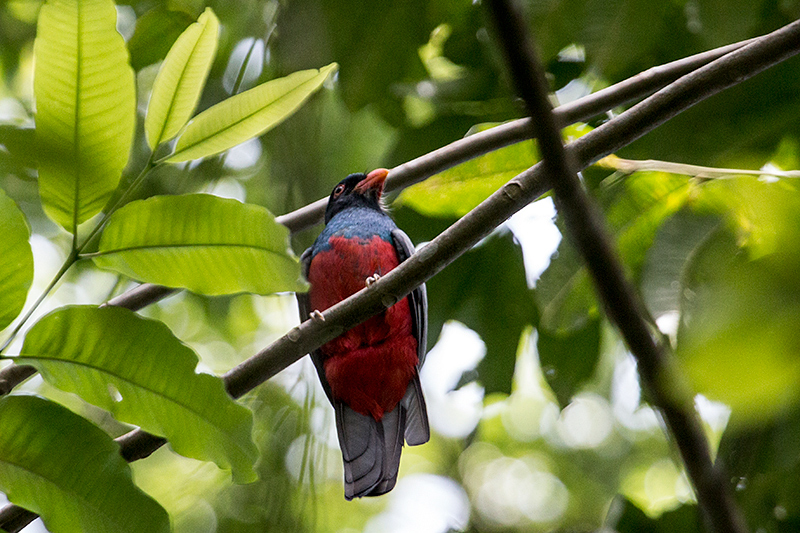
[297,168,429,500]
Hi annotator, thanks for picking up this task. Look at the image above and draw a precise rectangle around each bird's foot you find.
[309,310,325,323]
[366,273,381,287]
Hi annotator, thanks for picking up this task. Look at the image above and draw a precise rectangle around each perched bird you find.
[297,168,429,500]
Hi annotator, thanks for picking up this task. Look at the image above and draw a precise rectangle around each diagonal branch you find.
[3,20,800,531]
[482,1,791,532]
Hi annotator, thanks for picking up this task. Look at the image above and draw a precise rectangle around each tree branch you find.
[3,21,800,531]
[0,32,755,399]
[483,2,798,532]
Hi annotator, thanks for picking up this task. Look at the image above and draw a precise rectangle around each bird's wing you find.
[390,229,428,367]
[391,229,430,447]
[297,247,334,403]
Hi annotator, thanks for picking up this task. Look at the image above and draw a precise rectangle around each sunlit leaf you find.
[0,395,170,533]
[145,7,219,149]
[19,306,258,483]
[0,189,33,330]
[396,123,592,217]
[168,63,338,162]
[92,193,306,295]
[34,0,135,233]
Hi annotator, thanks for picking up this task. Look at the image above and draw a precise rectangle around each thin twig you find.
[601,155,800,179]
[4,21,800,530]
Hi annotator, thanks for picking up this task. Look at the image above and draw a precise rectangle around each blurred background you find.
[2,0,800,531]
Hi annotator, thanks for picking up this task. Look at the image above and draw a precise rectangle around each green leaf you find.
[18,306,259,483]
[0,395,170,533]
[396,123,591,217]
[614,499,702,533]
[34,0,135,233]
[91,193,305,295]
[168,63,338,162]
[537,317,601,406]
[145,7,219,149]
[128,6,195,71]
[640,211,721,320]
[0,189,33,330]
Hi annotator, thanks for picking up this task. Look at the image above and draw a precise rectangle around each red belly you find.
[307,235,418,420]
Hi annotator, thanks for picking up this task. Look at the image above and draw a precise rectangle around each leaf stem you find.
[0,248,78,354]
[0,157,159,356]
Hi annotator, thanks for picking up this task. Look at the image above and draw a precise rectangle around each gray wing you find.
[297,247,334,403]
[391,229,430,447]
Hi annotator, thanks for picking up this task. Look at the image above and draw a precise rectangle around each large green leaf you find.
[0,189,33,330]
[0,395,170,533]
[34,0,135,233]
[91,194,305,295]
[168,63,337,162]
[18,306,258,483]
[145,7,219,149]
[396,123,591,218]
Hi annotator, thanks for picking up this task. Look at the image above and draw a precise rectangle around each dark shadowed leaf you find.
[537,316,601,406]
[425,230,535,395]
[614,499,702,533]
[128,6,195,71]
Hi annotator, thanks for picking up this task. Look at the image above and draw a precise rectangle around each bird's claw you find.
[309,310,325,323]
[366,273,381,287]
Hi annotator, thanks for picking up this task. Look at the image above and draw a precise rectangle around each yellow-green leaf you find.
[0,189,33,330]
[34,0,135,233]
[91,193,306,295]
[145,7,219,149]
[168,63,338,162]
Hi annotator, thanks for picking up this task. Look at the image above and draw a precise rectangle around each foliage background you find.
[1,0,800,532]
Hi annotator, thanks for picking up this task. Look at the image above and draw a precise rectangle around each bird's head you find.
[324,168,389,224]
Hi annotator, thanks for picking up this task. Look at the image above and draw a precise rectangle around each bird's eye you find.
[333,184,346,198]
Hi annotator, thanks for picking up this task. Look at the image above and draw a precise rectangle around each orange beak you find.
[354,168,389,197]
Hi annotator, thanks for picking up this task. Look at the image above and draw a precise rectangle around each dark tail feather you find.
[335,385,429,499]
[335,404,384,500]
